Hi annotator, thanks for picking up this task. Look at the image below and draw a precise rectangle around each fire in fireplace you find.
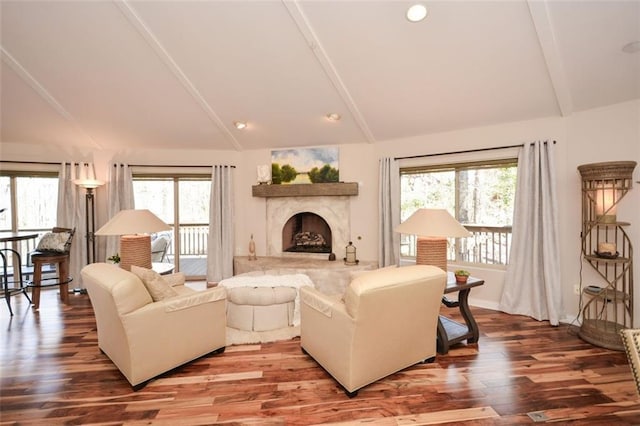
[282,212,332,253]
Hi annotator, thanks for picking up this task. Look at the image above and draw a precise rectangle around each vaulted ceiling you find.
[1,1,639,152]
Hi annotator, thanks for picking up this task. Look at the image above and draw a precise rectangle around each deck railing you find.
[400,224,512,266]
[164,224,209,257]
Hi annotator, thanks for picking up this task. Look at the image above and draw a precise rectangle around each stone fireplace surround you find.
[241,184,378,296]
[266,195,351,258]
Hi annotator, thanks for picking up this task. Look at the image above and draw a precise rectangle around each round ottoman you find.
[226,286,298,331]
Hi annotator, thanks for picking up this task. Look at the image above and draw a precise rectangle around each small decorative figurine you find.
[248,234,257,260]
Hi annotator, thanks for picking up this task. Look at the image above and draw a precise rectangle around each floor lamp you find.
[74,179,104,265]
[95,209,171,271]
[395,209,471,272]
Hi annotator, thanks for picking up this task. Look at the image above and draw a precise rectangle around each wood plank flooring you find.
[2,288,640,425]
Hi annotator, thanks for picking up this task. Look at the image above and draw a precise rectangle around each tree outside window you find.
[400,161,517,266]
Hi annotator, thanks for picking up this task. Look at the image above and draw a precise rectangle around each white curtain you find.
[207,165,234,282]
[378,157,400,266]
[105,164,134,260]
[499,141,562,325]
[56,163,86,287]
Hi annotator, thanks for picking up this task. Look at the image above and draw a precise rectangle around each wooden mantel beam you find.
[252,182,358,197]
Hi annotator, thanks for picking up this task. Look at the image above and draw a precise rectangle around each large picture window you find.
[400,159,517,266]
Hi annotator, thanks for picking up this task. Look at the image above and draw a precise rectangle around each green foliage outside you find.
[400,165,516,226]
[308,164,339,183]
[271,163,298,184]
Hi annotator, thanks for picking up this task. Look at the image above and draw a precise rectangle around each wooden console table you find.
[437,274,485,354]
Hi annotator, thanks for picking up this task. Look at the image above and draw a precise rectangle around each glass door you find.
[133,177,210,280]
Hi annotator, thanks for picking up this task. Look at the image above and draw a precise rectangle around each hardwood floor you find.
[2,288,640,425]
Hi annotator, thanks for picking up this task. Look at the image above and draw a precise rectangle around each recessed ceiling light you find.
[406,4,427,23]
[233,121,247,130]
[326,113,341,122]
[622,40,640,54]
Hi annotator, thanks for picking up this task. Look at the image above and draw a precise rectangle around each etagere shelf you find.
[577,161,636,351]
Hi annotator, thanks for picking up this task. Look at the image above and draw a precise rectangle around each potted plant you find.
[107,253,121,264]
[454,269,470,284]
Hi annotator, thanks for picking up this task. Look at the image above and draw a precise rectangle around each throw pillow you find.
[36,231,72,253]
[130,265,179,302]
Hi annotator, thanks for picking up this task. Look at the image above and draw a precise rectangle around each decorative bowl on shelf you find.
[594,250,619,259]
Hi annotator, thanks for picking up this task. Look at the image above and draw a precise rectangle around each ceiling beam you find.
[283,0,376,143]
[527,0,573,117]
[115,0,243,151]
[1,46,102,149]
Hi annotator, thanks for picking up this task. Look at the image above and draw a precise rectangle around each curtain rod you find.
[121,164,235,168]
[394,140,556,161]
[1,160,61,165]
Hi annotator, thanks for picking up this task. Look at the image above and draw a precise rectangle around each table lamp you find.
[95,209,171,271]
[395,208,471,271]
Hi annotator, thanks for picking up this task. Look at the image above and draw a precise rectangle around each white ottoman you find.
[226,286,298,331]
[219,273,314,332]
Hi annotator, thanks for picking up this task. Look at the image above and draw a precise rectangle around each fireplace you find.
[266,196,351,258]
[282,212,332,254]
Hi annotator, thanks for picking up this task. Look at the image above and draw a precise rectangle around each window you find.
[0,171,59,264]
[400,160,517,266]
[133,175,210,280]
[0,173,58,233]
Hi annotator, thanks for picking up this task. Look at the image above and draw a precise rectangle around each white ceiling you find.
[1,0,639,152]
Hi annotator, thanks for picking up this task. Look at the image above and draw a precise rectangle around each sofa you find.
[300,264,447,396]
[81,263,227,389]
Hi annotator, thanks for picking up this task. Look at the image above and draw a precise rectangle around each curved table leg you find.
[457,288,480,343]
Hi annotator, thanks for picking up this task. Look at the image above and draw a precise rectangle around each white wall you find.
[563,100,640,324]
[2,100,638,324]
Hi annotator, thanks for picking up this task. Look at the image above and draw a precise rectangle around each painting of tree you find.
[271,147,339,184]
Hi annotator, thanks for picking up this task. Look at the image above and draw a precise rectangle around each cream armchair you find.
[81,263,227,389]
[300,264,447,397]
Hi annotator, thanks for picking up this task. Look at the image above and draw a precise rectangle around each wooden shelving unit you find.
[578,161,636,351]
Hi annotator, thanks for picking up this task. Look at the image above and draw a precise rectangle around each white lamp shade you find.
[95,209,171,236]
[73,163,104,189]
[394,208,471,238]
[74,179,104,189]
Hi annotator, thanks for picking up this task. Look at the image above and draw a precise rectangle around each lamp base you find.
[120,235,151,271]
[416,237,447,272]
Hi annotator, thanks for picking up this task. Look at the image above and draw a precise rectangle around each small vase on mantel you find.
[248,234,257,261]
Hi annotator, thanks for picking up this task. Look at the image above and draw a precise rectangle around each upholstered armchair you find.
[621,329,640,396]
[300,264,447,396]
[81,263,227,389]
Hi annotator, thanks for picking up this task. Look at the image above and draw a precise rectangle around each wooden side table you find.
[437,274,485,354]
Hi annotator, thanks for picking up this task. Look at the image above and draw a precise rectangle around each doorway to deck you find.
[133,176,210,280]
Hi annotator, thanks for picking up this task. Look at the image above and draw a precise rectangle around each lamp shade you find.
[74,179,104,189]
[394,209,471,238]
[73,163,104,189]
[95,209,170,236]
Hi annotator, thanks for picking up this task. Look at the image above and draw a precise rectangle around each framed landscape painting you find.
[271,147,339,184]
